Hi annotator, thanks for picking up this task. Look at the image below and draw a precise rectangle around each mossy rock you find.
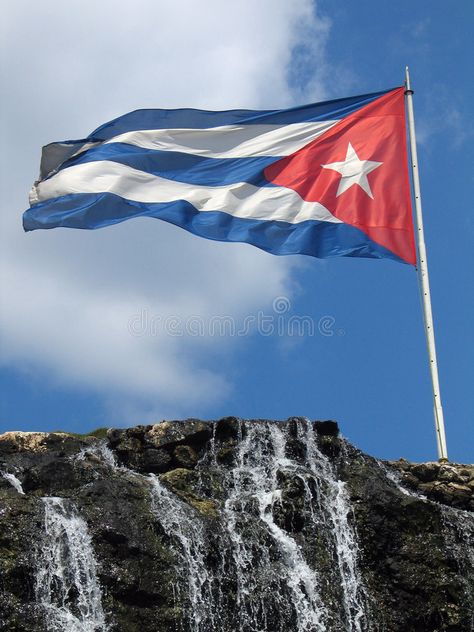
[50,427,109,440]
[159,468,219,518]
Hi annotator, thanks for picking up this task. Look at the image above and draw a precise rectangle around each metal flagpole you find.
[404,66,448,462]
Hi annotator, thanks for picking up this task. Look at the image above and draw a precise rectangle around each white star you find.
[321,142,383,199]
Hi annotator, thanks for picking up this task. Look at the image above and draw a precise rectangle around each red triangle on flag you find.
[264,87,416,264]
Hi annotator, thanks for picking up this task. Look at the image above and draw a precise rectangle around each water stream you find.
[1,470,25,494]
[145,420,369,631]
[35,497,108,632]
[148,474,213,632]
[26,427,472,632]
[221,421,329,632]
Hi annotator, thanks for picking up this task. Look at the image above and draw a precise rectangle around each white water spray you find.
[73,442,117,468]
[148,474,213,632]
[35,497,108,632]
[1,471,25,494]
[300,422,369,632]
[223,422,329,632]
[87,422,372,631]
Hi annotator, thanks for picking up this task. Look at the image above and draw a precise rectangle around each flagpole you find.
[404,66,448,462]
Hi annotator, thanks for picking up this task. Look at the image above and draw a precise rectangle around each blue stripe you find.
[50,143,278,187]
[23,192,405,263]
[40,88,397,180]
[88,89,395,139]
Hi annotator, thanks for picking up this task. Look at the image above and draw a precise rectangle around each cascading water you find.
[146,419,370,632]
[221,421,328,632]
[148,474,213,632]
[301,424,369,632]
[2,425,472,631]
[35,497,108,632]
[1,470,25,494]
[73,442,118,468]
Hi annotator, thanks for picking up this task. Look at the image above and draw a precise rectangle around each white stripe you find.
[105,120,337,158]
[33,160,342,225]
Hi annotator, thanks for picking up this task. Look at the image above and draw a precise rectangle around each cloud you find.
[415,93,474,149]
[0,0,331,422]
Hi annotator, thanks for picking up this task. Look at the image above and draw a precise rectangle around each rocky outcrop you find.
[387,458,474,511]
[0,418,473,632]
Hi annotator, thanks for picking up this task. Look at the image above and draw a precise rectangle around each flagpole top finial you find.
[404,66,414,95]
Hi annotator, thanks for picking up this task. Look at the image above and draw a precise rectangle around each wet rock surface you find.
[0,418,472,632]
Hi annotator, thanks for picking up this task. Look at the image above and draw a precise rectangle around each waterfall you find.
[73,442,117,468]
[1,470,25,494]
[146,419,370,631]
[301,425,369,632]
[222,421,328,632]
[4,424,472,631]
[219,420,368,632]
[35,497,108,632]
[82,444,215,630]
[148,474,213,632]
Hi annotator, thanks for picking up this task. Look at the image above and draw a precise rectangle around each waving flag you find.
[24,87,416,264]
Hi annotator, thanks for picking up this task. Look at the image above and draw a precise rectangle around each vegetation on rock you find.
[0,418,473,631]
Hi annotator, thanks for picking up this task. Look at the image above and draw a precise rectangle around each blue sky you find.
[1,0,473,463]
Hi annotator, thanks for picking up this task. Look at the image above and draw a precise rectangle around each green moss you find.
[0,548,17,572]
[160,467,193,490]
[160,468,219,518]
[86,427,109,439]
[188,498,219,518]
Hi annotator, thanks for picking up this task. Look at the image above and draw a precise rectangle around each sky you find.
[1,0,473,463]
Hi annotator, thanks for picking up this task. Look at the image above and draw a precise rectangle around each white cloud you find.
[415,94,474,149]
[0,0,331,422]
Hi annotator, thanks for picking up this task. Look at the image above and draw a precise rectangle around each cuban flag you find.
[24,87,416,264]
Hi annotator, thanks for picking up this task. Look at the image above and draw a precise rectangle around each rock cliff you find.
[0,418,473,632]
